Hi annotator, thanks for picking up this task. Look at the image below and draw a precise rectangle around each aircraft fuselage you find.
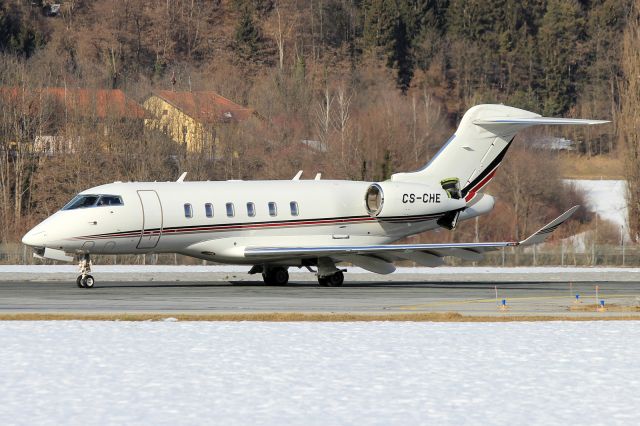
[22,179,486,265]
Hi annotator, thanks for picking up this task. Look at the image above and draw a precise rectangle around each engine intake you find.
[365,184,384,216]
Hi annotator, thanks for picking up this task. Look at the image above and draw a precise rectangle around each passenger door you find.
[137,190,163,249]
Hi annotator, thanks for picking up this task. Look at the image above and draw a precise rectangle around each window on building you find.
[247,202,256,217]
[184,203,193,218]
[268,202,277,217]
[205,203,213,218]
[162,109,168,116]
[290,201,299,216]
[226,202,235,217]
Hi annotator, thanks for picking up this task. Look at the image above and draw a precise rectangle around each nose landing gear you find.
[76,254,95,289]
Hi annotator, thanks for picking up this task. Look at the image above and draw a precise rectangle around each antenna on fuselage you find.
[314,173,322,180]
[177,172,187,182]
[292,170,303,180]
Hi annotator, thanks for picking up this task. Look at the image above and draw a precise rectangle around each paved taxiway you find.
[1,271,639,315]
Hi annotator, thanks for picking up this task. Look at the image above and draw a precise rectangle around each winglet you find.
[177,172,187,182]
[519,206,579,246]
[292,170,303,180]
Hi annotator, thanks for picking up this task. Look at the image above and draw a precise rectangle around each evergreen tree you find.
[538,0,586,115]
[363,0,415,91]
[0,1,46,58]
[235,6,261,59]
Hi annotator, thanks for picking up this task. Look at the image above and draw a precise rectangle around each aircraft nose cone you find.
[22,229,46,247]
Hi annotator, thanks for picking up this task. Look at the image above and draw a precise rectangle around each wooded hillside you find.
[0,0,637,248]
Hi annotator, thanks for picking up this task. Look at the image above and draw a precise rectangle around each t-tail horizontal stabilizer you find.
[473,117,610,126]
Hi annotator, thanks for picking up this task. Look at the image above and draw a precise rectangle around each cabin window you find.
[97,195,123,207]
[205,203,213,218]
[268,202,277,217]
[63,194,123,210]
[184,203,193,218]
[290,201,299,216]
[247,202,256,217]
[226,202,235,217]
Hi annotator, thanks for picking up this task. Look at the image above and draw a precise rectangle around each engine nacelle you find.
[364,182,466,218]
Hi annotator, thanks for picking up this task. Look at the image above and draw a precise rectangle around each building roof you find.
[0,87,146,119]
[151,90,256,124]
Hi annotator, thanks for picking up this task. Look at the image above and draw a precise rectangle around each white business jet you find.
[22,104,607,288]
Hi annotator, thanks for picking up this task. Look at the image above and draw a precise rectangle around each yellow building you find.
[143,90,257,153]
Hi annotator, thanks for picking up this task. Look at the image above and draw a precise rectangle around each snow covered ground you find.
[0,321,638,425]
[565,179,628,231]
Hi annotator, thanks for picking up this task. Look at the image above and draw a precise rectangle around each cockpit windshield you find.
[62,194,124,210]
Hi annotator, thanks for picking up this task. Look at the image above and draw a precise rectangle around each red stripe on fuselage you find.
[72,212,444,241]
[73,215,377,240]
[464,168,497,202]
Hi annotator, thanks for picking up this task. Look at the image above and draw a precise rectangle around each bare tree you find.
[314,85,333,147]
[334,84,352,165]
[619,0,640,241]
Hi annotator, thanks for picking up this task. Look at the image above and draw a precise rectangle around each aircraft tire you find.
[82,275,95,289]
[263,267,289,286]
[317,277,329,286]
[76,275,83,288]
[326,271,344,287]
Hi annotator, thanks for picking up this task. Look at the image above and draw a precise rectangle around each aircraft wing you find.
[244,206,578,273]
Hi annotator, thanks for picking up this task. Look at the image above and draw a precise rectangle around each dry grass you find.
[560,154,624,179]
[569,303,640,312]
[0,312,639,322]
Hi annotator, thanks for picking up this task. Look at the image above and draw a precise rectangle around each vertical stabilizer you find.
[391,104,608,201]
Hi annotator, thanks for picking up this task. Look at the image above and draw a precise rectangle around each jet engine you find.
[364,182,466,219]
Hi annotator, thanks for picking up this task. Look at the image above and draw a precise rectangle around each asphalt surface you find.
[1,275,640,315]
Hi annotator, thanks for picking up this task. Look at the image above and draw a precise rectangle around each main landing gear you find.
[317,271,344,287]
[249,261,345,287]
[316,258,344,286]
[262,266,290,286]
[76,253,95,289]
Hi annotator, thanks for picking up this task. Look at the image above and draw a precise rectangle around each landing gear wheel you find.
[77,254,94,289]
[318,277,329,287]
[327,271,344,287]
[81,275,95,289]
[262,267,289,286]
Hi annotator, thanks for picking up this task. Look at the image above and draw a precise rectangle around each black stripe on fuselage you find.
[461,137,515,198]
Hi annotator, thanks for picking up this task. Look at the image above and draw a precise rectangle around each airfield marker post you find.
[499,299,509,311]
